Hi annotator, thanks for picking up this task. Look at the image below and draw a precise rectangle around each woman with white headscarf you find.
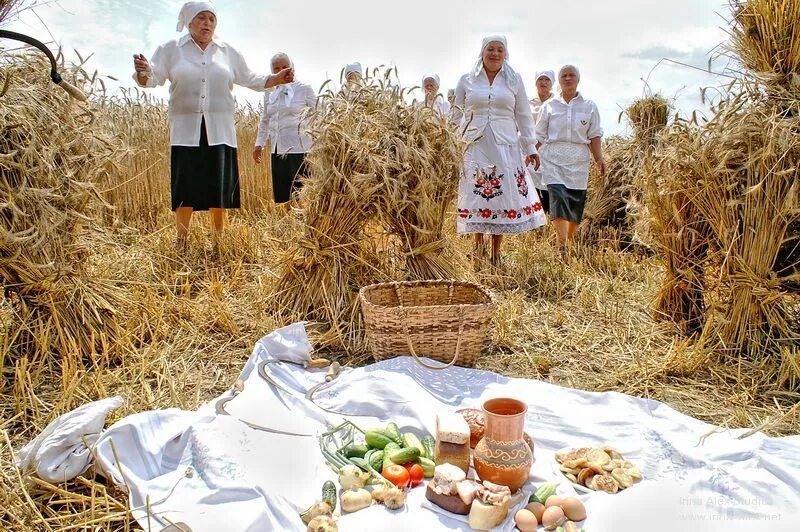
[421,74,449,117]
[132,1,293,249]
[340,62,362,97]
[528,69,555,214]
[536,64,605,247]
[253,52,317,205]
[452,36,547,266]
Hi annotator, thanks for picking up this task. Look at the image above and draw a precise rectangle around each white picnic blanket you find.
[92,324,800,532]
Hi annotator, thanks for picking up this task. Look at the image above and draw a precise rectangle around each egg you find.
[544,495,562,508]
[541,506,566,531]
[560,497,587,521]
[514,509,538,532]
[524,501,546,523]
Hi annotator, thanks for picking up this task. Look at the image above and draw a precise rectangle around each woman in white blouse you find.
[452,36,547,266]
[253,53,317,205]
[132,1,292,247]
[536,65,606,247]
[421,74,449,117]
[528,70,555,214]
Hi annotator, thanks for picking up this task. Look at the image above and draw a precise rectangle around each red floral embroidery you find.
[480,209,492,219]
[514,167,529,198]
[473,167,504,200]
[524,205,532,215]
[533,202,543,212]
[458,209,469,219]
[506,209,518,219]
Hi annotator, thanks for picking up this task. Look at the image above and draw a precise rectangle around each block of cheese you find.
[436,412,470,445]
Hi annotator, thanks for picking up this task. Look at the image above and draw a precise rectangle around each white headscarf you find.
[470,35,520,93]
[422,73,440,89]
[535,70,555,84]
[176,1,217,32]
[344,62,362,77]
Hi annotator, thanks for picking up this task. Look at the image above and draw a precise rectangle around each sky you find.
[5,0,737,136]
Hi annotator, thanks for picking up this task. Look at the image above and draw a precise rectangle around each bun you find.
[456,408,485,448]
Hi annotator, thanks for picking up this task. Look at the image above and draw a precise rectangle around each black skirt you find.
[536,187,550,214]
[547,184,588,223]
[170,118,239,211]
[271,152,308,203]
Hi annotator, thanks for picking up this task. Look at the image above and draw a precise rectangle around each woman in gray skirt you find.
[132,1,293,247]
[253,53,317,205]
[536,65,606,247]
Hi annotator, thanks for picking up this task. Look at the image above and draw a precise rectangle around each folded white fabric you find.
[16,396,123,483]
[238,322,313,380]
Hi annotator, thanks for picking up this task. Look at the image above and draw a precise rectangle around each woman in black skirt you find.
[253,53,317,205]
[132,1,293,246]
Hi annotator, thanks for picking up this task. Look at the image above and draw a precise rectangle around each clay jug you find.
[472,398,532,491]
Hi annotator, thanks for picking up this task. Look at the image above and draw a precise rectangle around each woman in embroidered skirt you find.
[452,36,547,266]
[132,1,293,248]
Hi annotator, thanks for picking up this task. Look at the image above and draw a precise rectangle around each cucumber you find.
[529,482,557,505]
[421,435,436,460]
[369,450,384,472]
[385,422,404,446]
[365,430,394,450]
[402,433,426,457]
[383,443,400,471]
[343,444,369,458]
[322,480,337,512]
[389,446,421,465]
[419,457,435,478]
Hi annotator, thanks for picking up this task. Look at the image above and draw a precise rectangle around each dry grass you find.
[1,2,799,529]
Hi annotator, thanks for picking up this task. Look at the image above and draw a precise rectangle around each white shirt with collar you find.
[527,93,554,190]
[255,82,317,154]
[535,92,603,189]
[133,34,268,148]
[452,66,538,156]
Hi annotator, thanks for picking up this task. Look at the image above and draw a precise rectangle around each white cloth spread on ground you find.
[16,396,123,483]
[89,325,800,532]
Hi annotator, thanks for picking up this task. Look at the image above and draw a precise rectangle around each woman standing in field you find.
[452,36,546,266]
[253,53,317,206]
[132,1,293,248]
[536,65,605,247]
[529,70,555,214]
[420,74,450,117]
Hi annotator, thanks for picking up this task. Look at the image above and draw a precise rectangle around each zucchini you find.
[402,433,426,457]
[322,480,337,512]
[529,482,557,505]
[385,422,404,446]
[368,450,384,472]
[419,457,435,478]
[365,430,394,450]
[343,444,369,458]
[421,435,436,460]
[383,443,400,471]
[389,446,421,465]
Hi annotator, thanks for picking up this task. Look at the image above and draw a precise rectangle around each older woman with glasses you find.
[420,73,449,117]
[452,36,547,266]
[253,52,317,205]
[535,64,605,247]
[132,1,293,248]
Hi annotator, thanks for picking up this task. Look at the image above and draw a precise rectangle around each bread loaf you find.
[435,440,470,474]
[425,482,471,515]
[456,408,485,448]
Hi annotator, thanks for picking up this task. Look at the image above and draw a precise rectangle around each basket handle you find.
[398,301,465,370]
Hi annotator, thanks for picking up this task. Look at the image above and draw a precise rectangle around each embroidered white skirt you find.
[457,125,547,235]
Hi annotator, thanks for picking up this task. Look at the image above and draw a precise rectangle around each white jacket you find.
[452,66,538,156]
[255,82,317,154]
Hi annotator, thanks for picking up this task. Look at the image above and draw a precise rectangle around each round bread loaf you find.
[456,408,485,448]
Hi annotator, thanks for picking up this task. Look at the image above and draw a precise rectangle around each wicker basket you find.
[359,280,494,369]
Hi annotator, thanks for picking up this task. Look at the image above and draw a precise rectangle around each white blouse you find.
[255,82,317,154]
[421,96,450,117]
[535,93,603,146]
[133,34,268,148]
[452,67,538,156]
[527,94,553,189]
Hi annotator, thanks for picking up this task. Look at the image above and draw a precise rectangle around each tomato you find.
[404,463,425,487]
[382,464,410,488]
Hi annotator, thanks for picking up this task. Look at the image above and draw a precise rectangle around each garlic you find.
[307,515,338,532]
[381,486,406,510]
